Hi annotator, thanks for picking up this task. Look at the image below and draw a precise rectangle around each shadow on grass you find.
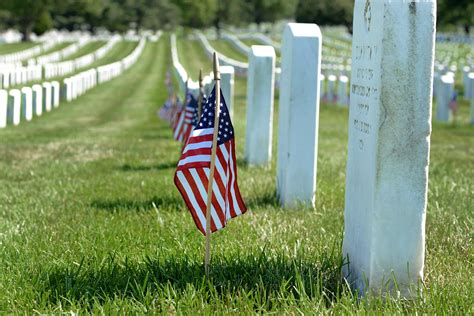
[120,161,177,172]
[38,251,346,307]
[90,195,183,212]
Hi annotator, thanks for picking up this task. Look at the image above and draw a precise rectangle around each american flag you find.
[159,97,173,122]
[448,91,458,114]
[174,86,247,235]
[174,92,198,142]
[171,97,183,131]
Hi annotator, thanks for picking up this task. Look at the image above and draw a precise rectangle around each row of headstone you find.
[0,64,42,89]
[31,38,91,66]
[320,74,350,106]
[44,36,120,79]
[244,0,436,297]
[0,37,149,128]
[0,38,59,64]
[0,81,60,127]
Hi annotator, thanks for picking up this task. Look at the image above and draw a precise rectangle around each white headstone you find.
[43,82,53,112]
[468,73,474,124]
[9,89,21,126]
[343,0,436,296]
[220,66,235,118]
[32,84,43,116]
[436,75,454,122]
[0,90,7,128]
[21,87,33,121]
[277,23,322,208]
[338,75,349,106]
[327,74,337,104]
[51,81,60,107]
[462,66,472,100]
[245,45,276,166]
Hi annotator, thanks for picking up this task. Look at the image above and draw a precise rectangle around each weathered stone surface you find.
[277,23,322,208]
[245,45,276,166]
[343,0,436,296]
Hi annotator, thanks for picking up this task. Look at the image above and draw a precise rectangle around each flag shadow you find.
[119,161,177,172]
[38,251,346,307]
[90,195,183,212]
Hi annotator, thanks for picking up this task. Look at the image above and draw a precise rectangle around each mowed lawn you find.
[0,34,472,313]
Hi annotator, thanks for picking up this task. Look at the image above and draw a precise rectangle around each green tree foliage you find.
[438,0,474,34]
[1,0,473,39]
[295,0,353,32]
[0,0,51,41]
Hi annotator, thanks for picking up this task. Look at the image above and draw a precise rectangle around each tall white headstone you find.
[436,75,454,123]
[338,75,349,106]
[277,23,322,208]
[21,87,33,121]
[343,0,436,296]
[469,73,474,124]
[245,45,276,166]
[220,66,235,118]
[9,89,21,126]
[327,74,337,104]
[51,81,60,107]
[43,82,53,112]
[0,90,7,128]
[32,84,43,116]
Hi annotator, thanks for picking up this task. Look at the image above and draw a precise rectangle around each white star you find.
[224,134,227,137]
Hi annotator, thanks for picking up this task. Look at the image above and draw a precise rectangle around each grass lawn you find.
[0,42,38,55]
[208,40,248,63]
[0,34,472,313]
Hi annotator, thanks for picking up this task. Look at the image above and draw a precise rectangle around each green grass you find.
[60,41,107,61]
[0,34,473,313]
[209,40,248,63]
[176,37,213,80]
[0,41,38,55]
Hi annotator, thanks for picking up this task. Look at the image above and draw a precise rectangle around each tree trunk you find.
[21,22,33,42]
[464,24,470,35]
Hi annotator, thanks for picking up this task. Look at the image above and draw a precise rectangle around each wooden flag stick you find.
[205,53,221,276]
[198,69,203,118]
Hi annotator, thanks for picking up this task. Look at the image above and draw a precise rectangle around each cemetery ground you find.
[0,35,473,313]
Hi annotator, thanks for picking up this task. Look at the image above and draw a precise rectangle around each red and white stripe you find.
[174,128,246,235]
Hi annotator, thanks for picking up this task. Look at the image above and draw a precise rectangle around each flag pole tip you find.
[213,53,220,81]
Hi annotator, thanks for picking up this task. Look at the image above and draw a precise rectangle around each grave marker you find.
[343,0,436,296]
[245,45,276,166]
[277,23,322,208]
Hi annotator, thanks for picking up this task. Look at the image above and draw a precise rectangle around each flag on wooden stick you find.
[174,86,247,235]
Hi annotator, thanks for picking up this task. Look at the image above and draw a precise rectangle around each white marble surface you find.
[277,23,322,208]
[343,0,436,296]
[245,45,276,166]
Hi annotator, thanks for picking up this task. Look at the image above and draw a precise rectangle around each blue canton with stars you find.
[196,86,234,145]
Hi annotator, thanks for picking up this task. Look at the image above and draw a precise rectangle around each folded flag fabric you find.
[174,86,247,235]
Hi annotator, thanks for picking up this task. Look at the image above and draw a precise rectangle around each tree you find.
[0,0,51,41]
[437,0,474,34]
[296,0,353,33]
[171,0,218,28]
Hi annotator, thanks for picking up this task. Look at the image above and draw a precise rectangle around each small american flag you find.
[173,92,197,142]
[159,97,173,122]
[174,86,247,235]
[171,97,183,132]
[448,91,458,114]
